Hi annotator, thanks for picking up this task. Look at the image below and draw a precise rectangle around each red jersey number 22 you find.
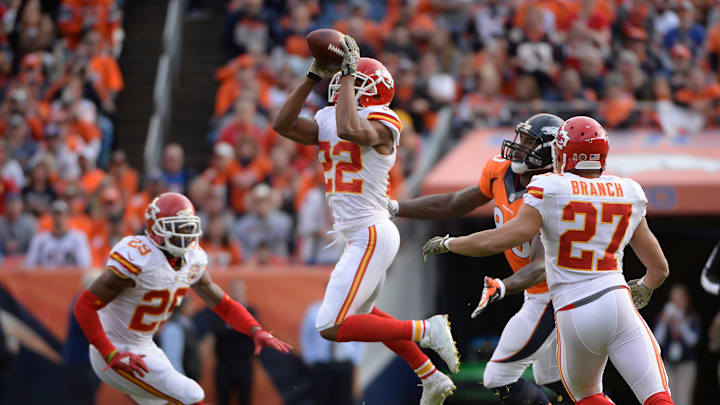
[318,141,363,194]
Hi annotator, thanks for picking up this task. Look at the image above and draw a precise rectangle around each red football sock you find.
[371,307,431,371]
[336,313,414,342]
[643,391,673,405]
[578,393,614,405]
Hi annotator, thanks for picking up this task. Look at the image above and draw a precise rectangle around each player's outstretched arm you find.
[74,269,149,376]
[629,218,669,290]
[192,271,293,355]
[471,252,544,318]
[423,205,542,260]
[502,260,546,296]
[627,218,669,308]
[391,185,490,219]
[335,73,393,148]
[272,76,320,146]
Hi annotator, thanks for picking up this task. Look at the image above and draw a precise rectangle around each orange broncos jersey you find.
[477,155,549,294]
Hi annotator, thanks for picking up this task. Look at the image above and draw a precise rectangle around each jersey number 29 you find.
[318,141,363,194]
[129,288,189,332]
[558,201,632,271]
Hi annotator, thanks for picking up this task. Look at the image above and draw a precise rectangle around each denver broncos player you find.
[73,193,291,405]
[423,116,673,405]
[274,35,458,404]
[392,114,572,405]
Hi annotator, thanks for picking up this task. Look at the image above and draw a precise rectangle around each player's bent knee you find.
[643,391,673,405]
[183,380,204,404]
[483,361,514,389]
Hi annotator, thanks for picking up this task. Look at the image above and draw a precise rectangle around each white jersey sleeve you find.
[360,105,403,146]
[107,236,152,284]
[523,174,549,219]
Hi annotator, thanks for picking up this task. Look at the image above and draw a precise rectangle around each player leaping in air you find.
[73,192,292,405]
[390,113,573,405]
[423,116,674,405]
[273,34,459,404]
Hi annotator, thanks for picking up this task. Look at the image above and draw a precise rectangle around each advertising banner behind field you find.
[0,266,332,405]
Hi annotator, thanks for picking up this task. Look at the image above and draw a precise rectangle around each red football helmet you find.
[145,193,202,257]
[328,57,395,107]
[554,116,609,173]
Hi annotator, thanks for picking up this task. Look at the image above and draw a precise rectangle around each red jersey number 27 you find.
[558,202,632,271]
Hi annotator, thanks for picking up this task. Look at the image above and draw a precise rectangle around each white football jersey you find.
[523,172,648,309]
[99,235,207,346]
[314,105,402,234]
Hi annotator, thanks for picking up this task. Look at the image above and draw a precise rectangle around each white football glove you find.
[471,277,506,318]
[628,277,653,309]
[387,199,399,217]
[340,34,360,76]
[422,234,451,262]
[307,59,338,81]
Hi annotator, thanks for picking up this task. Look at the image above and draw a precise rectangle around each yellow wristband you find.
[105,349,118,363]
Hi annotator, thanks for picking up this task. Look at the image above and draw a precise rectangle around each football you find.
[306,28,344,70]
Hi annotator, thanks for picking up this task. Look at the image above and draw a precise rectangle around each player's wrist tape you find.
[307,71,322,82]
[388,199,399,216]
[105,349,118,363]
[638,276,651,290]
[250,326,262,337]
[495,278,506,300]
[443,237,454,251]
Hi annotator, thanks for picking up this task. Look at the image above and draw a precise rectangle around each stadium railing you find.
[144,0,185,173]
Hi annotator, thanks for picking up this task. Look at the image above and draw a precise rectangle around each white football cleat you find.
[420,314,460,374]
[420,371,456,405]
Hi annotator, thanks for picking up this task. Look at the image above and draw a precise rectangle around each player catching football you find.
[73,192,292,404]
[423,116,674,405]
[391,113,572,405]
[273,34,459,404]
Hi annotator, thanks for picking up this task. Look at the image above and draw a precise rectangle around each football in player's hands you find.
[307,28,345,70]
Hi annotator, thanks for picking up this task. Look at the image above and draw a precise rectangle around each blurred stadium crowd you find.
[0,0,125,266]
[2,0,720,271]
